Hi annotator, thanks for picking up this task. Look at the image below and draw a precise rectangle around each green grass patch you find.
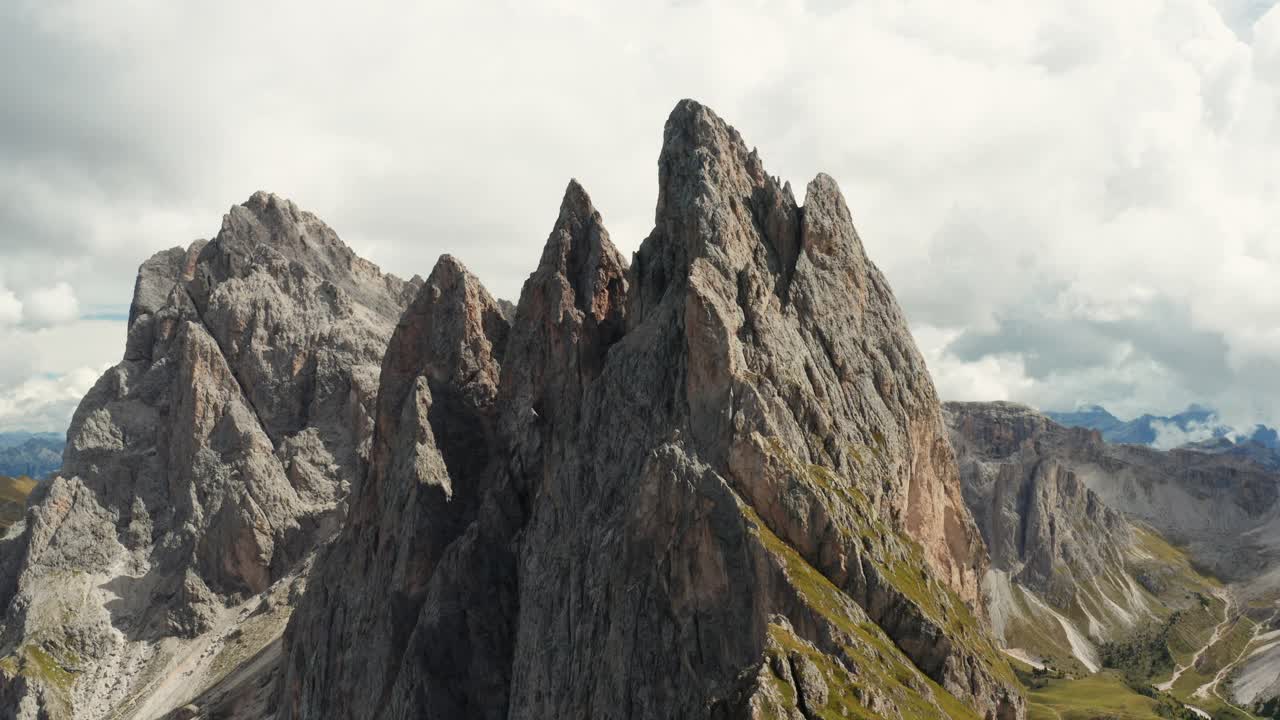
[742,502,986,719]
[761,436,1018,692]
[0,474,36,531]
[1168,595,1227,666]
[0,641,79,718]
[1027,671,1201,720]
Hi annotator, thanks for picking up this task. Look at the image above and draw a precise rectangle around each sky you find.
[2,0,1280,433]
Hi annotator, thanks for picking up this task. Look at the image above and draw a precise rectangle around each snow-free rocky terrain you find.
[0,192,419,718]
[948,401,1280,718]
[0,100,1139,720]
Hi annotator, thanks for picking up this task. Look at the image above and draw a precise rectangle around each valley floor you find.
[1015,586,1280,720]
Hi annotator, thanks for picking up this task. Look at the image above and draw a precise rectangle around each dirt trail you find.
[1196,608,1280,707]
[1156,588,1232,693]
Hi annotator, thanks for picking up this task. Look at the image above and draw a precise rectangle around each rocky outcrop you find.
[282,101,1021,720]
[949,402,1280,587]
[948,402,1132,604]
[945,401,1229,675]
[0,193,417,719]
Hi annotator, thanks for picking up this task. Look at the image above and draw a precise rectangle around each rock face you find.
[945,401,1227,675]
[949,400,1280,585]
[282,101,1021,720]
[948,402,1133,604]
[0,193,417,719]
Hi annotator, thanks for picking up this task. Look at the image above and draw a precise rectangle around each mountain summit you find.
[2,102,1021,719]
[0,193,418,718]
[282,99,1020,720]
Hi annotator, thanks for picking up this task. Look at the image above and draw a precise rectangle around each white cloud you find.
[20,282,80,329]
[0,366,104,433]
[0,319,123,432]
[0,286,21,328]
[0,0,1279,429]
[1150,417,1221,449]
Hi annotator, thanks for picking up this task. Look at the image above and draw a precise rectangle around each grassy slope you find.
[1013,524,1269,720]
[1026,671,1194,720]
[1002,522,1222,682]
[0,474,36,530]
[746,504,986,719]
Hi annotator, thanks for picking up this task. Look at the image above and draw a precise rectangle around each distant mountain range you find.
[0,431,64,478]
[1046,404,1280,451]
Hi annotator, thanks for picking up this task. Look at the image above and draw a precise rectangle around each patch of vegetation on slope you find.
[761,438,1018,692]
[1102,621,1178,683]
[0,474,36,531]
[1170,615,1257,699]
[992,571,1097,677]
[743,503,987,719]
[0,643,79,718]
[994,524,1224,682]
[1098,588,1269,720]
[1165,595,1229,669]
[1023,670,1202,720]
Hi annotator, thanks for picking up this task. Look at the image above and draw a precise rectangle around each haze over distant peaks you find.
[0,433,63,479]
[1046,403,1280,451]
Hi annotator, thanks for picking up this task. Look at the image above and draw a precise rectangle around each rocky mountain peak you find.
[282,100,1021,720]
[946,402,1131,596]
[0,194,417,719]
[539,179,628,329]
[634,100,800,320]
[5,102,1024,720]
[386,253,507,404]
[192,192,415,322]
[501,180,628,437]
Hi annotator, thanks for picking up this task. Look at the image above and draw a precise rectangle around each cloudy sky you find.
[3,0,1280,433]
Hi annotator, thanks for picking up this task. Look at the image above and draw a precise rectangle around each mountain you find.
[1048,404,1280,451]
[0,101,1029,720]
[0,476,36,533]
[946,403,1220,672]
[0,432,63,451]
[279,100,1021,720]
[0,435,64,479]
[0,192,419,719]
[949,401,1280,719]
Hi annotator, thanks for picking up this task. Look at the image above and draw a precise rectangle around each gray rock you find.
[947,400,1280,588]
[281,101,1023,720]
[0,193,416,719]
[946,401,1133,604]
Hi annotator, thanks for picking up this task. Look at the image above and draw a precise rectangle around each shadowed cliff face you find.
[0,193,418,720]
[282,101,1022,720]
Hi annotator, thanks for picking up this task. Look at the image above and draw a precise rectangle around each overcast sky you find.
[3,0,1280,433]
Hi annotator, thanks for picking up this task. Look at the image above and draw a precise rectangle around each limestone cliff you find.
[946,401,1224,676]
[281,101,1021,720]
[0,193,417,719]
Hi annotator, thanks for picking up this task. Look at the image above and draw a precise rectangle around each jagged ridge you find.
[0,193,418,719]
[282,100,1023,720]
